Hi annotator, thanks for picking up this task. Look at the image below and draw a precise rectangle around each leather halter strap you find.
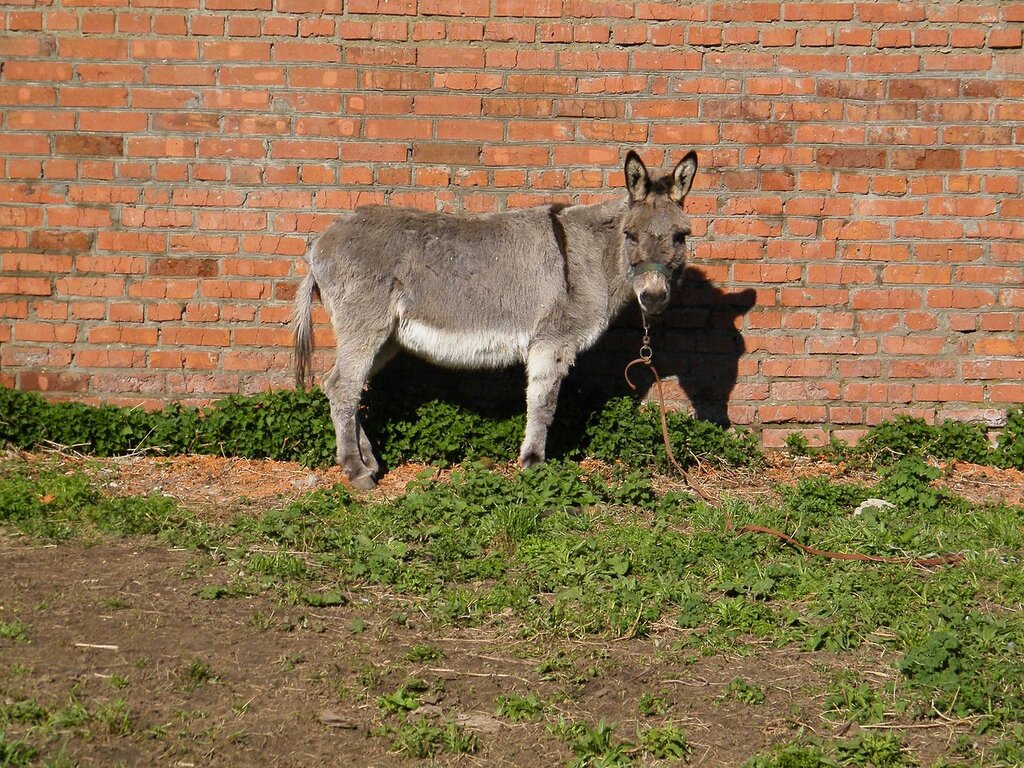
[628,261,674,280]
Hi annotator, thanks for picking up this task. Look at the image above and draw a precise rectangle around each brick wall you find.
[1,0,1023,446]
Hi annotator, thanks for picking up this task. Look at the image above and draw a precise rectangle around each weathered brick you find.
[988,28,1023,49]
[53,135,123,157]
[18,371,90,392]
[412,143,482,165]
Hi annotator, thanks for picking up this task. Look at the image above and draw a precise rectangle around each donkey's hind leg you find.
[352,340,399,479]
[323,335,392,490]
[519,343,573,469]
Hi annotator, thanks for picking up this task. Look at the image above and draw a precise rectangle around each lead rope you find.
[623,323,964,568]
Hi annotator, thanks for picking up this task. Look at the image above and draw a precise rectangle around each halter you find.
[628,261,675,281]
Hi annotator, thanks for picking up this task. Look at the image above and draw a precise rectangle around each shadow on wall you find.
[364,266,756,447]
[571,266,758,428]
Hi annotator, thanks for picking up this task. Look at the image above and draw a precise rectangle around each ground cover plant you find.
[4,384,1024,471]
[0,383,762,472]
[2,393,1024,765]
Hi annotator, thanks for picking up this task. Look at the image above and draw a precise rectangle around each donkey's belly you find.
[396,319,529,369]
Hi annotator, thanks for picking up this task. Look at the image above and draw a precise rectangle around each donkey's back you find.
[305,204,591,370]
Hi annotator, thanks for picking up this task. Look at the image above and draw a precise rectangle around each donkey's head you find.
[621,150,698,316]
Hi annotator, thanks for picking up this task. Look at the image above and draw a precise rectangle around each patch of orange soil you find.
[20,449,1024,516]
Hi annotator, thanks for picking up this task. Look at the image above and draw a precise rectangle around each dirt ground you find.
[3,452,1023,766]
[59,449,1024,519]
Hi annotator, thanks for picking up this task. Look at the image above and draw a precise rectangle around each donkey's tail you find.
[292,270,318,390]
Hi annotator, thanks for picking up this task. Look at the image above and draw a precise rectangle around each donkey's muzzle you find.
[638,284,670,316]
[631,263,673,316]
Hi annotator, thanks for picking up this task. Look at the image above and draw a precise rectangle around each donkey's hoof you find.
[348,473,377,491]
[518,451,544,470]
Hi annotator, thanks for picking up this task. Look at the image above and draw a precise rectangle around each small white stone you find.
[292,473,320,491]
[854,498,897,516]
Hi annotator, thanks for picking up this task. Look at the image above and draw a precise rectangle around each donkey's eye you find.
[672,232,687,247]
[624,231,638,244]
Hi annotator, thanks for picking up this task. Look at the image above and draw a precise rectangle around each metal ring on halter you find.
[639,344,653,364]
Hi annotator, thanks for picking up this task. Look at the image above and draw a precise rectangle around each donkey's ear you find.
[624,150,650,204]
[669,150,698,204]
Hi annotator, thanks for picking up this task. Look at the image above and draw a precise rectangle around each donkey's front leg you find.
[520,344,573,468]
[322,361,378,491]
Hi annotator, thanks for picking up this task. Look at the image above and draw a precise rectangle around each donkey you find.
[293,149,698,489]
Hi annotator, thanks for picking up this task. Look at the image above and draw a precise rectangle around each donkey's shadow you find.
[365,267,756,459]
[574,266,758,427]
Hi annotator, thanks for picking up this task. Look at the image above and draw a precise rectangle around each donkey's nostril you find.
[639,288,669,314]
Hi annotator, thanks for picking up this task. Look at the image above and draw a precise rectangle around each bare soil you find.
[3,452,1021,766]
[68,450,1024,516]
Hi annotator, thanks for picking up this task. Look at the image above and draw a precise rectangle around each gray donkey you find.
[293,149,698,489]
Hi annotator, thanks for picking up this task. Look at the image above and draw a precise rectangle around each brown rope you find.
[623,356,964,568]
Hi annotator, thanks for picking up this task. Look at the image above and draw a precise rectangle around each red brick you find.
[0,301,30,319]
[988,28,1022,49]
[413,94,483,115]
[30,302,68,321]
[0,277,52,296]
[413,143,482,165]
[816,147,887,168]
[975,338,1024,356]
[272,41,340,62]
[633,51,702,71]
[162,327,231,346]
[15,322,78,343]
[763,358,832,378]
[761,28,795,46]
[881,265,952,284]
[857,2,924,22]
[926,288,995,309]
[199,280,270,300]
[233,328,292,347]
[183,303,220,322]
[88,326,158,345]
[851,289,922,310]
[760,405,829,424]
[494,0,561,16]
[965,361,1024,380]
[990,385,1024,403]
[108,303,144,322]
[347,0,414,12]
[4,253,73,273]
[18,371,89,392]
[202,40,271,60]
[914,384,983,403]
[54,277,126,297]
[150,350,220,369]
[74,352,148,370]
[149,258,218,277]
[710,2,780,22]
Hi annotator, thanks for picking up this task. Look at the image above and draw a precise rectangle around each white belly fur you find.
[396,318,529,369]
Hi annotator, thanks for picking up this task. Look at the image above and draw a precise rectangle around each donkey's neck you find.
[592,199,635,313]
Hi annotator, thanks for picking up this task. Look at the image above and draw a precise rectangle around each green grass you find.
[376,716,480,759]
[0,690,142,766]
[743,733,921,768]
[495,692,545,722]
[2,443,1024,765]
[0,729,38,767]
[176,659,217,692]
[723,678,766,705]
[551,718,632,768]
[0,620,29,643]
